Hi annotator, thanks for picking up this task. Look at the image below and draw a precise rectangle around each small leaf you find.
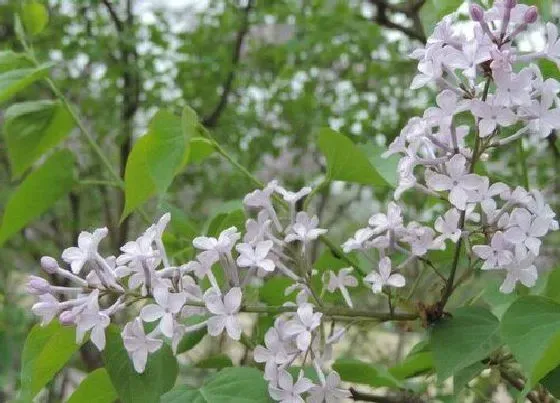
[0,63,51,103]
[21,1,49,35]
[501,296,560,386]
[0,150,75,245]
[333,359,402,389]
[317,128,390,186]
[453,361,486,393]
[161,367,271,403]
[206,209,245,237]
[430,306,501,381]
[103,325,177,403]
[3,100,74,178]
[67,368,117,403]
[176,327,206,355]
[20,321,82,401]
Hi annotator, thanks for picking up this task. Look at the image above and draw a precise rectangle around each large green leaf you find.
[3,100,74,178]
[21,1,49,36]
[501,296,560,386]
[359,142,399,188]
[0,51,33,72]
[103,325,177,403]
[0,63,50,103]
[542,365,560,398]
[188,137,215,164]
[0,150,75,245]
[544,268,560,303]
[332,359,402,389]
[20,321,81,401]
[122,108,195,220]
[317,128,390,186]
[389,343,434,380]
[67,368,118,403]
[195,354,233,370]
[146,110,187,193]
[430,306,501,381]
[161,367,271,403]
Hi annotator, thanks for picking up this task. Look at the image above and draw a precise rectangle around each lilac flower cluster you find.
[27,1,560,401]
[380,0,559,293]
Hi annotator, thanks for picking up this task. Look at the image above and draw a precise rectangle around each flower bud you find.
[470,4,485,22]
[27,275,51,295]
[40,256,59,274]
[524,6,538,24]
[59,310,77,325]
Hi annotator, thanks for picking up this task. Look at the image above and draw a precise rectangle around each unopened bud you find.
[27,276,51,295]
[40,256,59,274]
[524,6,538,24]
[470,4,485,22]
[59,310,76,325]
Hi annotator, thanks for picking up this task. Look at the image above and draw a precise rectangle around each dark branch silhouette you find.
[203,0,254,128]
[368,0,427,44]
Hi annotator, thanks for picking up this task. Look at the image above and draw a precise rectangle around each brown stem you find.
[350,388,426,403]
[203,0,254,127]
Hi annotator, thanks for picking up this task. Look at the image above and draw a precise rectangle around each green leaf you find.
[260,277,294,306]
[430,306,501,381]
[188,137,215,164]
[121,110,193,220]
[20,321,81,401]
[3,100,74,178]
[207,209,246,237]
[389,350,434,380]
[161,367,271,403]
[196,354,233,370]
[0,150,75,245]
[544,268,560,303]
[103,325,177,403]
[332,359,402,389]
[21,1,49,36]
[67,368,118,403]
[122,135,155,220]
[501,296,560,386]
[317,128,390,186]
[0,51,33,72]
[0,64,51,103]
[359,142,399,187]
[176,326,206,355]
[146,110,187,194]
[541,365,560,398]
[453,361,485,393]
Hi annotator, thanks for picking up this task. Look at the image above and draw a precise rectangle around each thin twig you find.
[203,0,254,127]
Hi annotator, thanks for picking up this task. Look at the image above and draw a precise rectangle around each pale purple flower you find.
[504,208,549,255]
[73,290,111,350]
[236,240,275,272]
[368,202,404,235]
[470,97,517,137]
[61,228,108,274]
[254,327,292,378]
[268,370,314,403]
[545,22,560,67]
[324,268,358,308]
[284,212,327,246]
[31,293,60,325]
[472,232,514,270]
[434,208,462,243]
[122,318,163,373]
[140,288,186,338]
[425,154,484,210]
[308,371,351,403]
[364,257,405,294]
[284,304,322,351]
[193,227,241,257]
[500,253,538,293]
[203,287,243,340]
[342,228,375,253]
